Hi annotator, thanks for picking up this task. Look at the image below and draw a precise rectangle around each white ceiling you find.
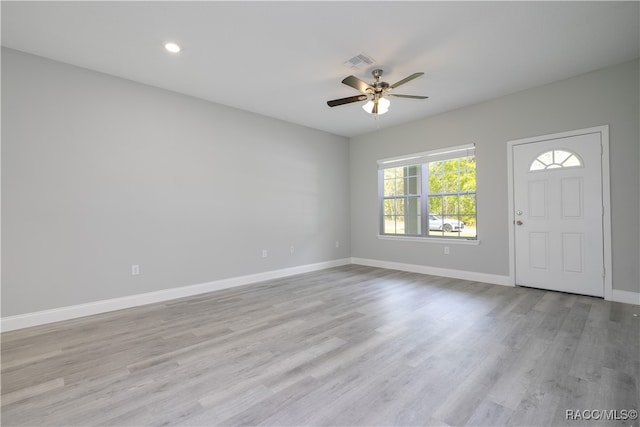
[2,1,639,137]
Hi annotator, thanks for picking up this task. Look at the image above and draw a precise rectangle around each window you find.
[530,149,582,171]
[378,144,477,239]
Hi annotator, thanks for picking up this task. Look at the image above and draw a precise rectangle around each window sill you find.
[377,235,481,245]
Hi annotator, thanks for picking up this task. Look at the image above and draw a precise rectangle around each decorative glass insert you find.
[530,150,582,171]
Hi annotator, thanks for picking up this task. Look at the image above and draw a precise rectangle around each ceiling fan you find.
[327,69,428,115]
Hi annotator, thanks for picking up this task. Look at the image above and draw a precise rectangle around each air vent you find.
[343,53,375,69]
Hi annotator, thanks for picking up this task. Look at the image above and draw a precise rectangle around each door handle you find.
[516,220,523,226]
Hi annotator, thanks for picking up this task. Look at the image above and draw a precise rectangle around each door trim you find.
[506,125,612,299]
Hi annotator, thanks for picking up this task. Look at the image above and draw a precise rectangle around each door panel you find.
[561,178,582,218]
[529,232,548,269]
[528,180,547,218]
[513,132,604,297]
[561,233,583,273]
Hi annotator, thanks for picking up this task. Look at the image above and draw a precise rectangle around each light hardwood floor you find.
[2,265,638,426]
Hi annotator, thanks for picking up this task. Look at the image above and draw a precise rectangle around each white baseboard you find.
[350,257,512,287]
[4,257,636,332]
[0,258,351,332]
[351,258,640,305]
[610,289,640,305]
[351,257,640,305]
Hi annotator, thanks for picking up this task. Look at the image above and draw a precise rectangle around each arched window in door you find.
[530,149,582,171]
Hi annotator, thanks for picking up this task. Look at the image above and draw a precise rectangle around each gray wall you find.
[2,48,351,316]
[350,59,639,293]
[3,49,638,319]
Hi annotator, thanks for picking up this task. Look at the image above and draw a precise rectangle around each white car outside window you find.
[429,214,465,232]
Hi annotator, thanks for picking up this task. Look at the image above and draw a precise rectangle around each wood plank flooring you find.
[2,265,638,426]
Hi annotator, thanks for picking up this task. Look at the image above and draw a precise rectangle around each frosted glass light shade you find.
[363,97,390,115]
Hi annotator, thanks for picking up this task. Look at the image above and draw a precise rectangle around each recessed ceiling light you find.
[164,42,181,53]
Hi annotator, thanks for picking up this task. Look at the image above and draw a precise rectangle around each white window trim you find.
[378,143,477,240]
[377,144,475,169]
[377,235,481,245]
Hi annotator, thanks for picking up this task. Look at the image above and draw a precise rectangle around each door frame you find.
[506,125,612,299]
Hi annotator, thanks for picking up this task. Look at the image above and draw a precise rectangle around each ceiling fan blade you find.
[390,72,424,89]
[388,94,429,99]
[327,94,368,107]
[342,75,374,93]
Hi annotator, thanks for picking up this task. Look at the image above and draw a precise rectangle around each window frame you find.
[377,144,477,241]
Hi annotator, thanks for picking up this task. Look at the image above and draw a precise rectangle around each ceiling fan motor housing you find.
[371,69,389,94]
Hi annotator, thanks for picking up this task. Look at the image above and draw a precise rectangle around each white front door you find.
[513,131,604,297]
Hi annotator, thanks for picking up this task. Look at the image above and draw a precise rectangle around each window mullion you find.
[421,163,429,237]
[378,169,385,235]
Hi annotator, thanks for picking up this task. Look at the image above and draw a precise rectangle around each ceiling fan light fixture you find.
[363,97,390,115]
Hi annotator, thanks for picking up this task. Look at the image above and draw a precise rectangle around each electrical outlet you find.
[290,245,295,254]
[131,264,140,275]
[444,247,450,255]
[262,249,268,258]
[335,240,340,248]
